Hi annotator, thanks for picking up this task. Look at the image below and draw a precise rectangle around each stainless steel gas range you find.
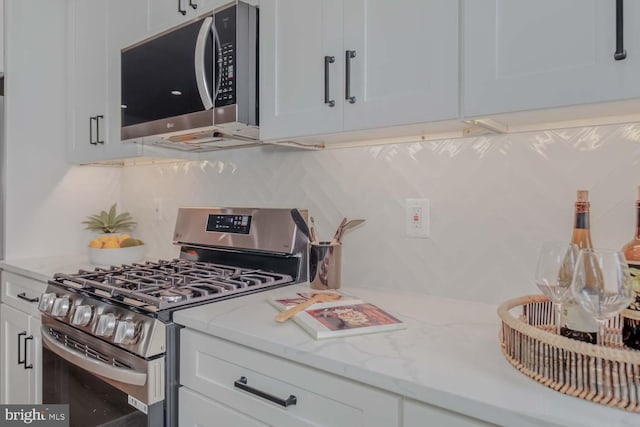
[37,207,309,427]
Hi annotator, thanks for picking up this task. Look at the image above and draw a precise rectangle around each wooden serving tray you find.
[498,295,640,412]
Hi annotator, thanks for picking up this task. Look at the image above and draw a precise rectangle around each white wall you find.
[120,123,640,305]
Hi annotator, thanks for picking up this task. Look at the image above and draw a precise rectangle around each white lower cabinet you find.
[180,387,268,427]
[403,399,496,427]
[179,329,401,427]
[0,271,46,404]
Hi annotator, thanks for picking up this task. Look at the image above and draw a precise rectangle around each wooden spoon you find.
[274,292,341,322]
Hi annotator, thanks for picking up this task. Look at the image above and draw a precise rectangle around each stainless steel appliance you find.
[38,208,309,427]
[121,1,259,152]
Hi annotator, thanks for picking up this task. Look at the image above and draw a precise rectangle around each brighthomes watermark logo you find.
[1,405,68,427]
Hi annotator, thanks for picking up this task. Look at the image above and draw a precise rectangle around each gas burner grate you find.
[51,259,294,312]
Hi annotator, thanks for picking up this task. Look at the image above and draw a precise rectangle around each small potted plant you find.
[82,203,145,265]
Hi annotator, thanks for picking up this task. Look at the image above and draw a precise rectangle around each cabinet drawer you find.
[1,272,46,316]
[403,399,496,427]
[179,387,268,427]
[180,329,400,427]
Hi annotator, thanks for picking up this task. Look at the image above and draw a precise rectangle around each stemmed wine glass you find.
[570,248,634,346]
[534,242,579,334]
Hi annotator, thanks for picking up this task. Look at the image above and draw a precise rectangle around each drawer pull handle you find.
[17,292,39,303]
[615,0,627,60]
[345,50,357,104]
[17,331,26,366]
[234,376,297,407]
[178,0,186,15]
[24,335,33,369]
[324,55,335,107]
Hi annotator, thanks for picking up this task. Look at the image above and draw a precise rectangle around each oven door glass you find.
[40,319,164,427]
[43,347,147,427]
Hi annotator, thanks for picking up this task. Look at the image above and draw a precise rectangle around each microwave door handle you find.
[41,328,147,386]
[195,16,214,110]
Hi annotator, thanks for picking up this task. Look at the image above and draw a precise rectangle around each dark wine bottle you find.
[622,186,640,350]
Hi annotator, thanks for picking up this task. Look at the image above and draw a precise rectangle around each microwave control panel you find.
[215,5,236,107]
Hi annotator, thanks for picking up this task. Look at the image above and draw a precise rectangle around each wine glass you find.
[570,248,634,346]
[534,242,579,334]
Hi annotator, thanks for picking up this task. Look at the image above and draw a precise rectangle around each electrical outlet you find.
[153,198,163,221]
[405,198,430,238]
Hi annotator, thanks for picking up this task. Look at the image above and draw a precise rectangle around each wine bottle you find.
[560,190,598,344]
[622,186,640,349]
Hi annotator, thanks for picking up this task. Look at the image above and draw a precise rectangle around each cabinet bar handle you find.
[24,335,33,369]
[189,0,197,9]
[96,115,104,144]
[324,56,335,107]
[89,116,97,145]
[345,50,356,104]
[234,376,297,407]
[615,0,627,60]
[17,331,26,366]
[178,0,187,15]
[17,292,39,303]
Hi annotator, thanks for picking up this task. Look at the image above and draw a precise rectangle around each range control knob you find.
[114,319,137,344]
[38,293,57,313]
[96,314,117,337]
[71,305,93,326]
[51,297,71,318]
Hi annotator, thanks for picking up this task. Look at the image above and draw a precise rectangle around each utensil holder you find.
[309,242,342,290]
[498,294,640,412]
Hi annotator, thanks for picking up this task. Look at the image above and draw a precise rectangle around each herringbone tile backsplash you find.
[121,123,640,304]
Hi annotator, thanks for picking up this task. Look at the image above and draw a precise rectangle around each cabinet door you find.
[67,0,108,163]
[260,0,344,140]
[181,329,400,427]
[343,0,459,131]
[464,0,640,117]
[0,304,41,404]
[149,0,228,34]
[180,387,268,427]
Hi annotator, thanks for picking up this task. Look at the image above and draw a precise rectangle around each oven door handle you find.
[41,329,147,386]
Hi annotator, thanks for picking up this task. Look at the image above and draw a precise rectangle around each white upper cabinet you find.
[463,0,640,118]
[0,0,4,73]
[68,0,149,164]
[149,0,241,33]
[260,0,343,140]
[67,0,109,163]
[342,0,459,132]
[260,0,459,141]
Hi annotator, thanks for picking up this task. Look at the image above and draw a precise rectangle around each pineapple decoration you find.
[83,203,144,249]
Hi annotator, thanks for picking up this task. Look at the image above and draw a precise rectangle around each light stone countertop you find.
[2,257,639,426]
[173,284,640,427]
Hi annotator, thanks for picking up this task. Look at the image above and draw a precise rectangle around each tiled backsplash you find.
[119,123,640,305]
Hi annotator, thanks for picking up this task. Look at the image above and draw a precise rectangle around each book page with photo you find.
[278,298,406,340]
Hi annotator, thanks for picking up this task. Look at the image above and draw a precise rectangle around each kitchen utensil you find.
[331,218,347,245]
[310,216,319,244]
[310,241,342,290]
[290,209,311,241]
[336,219,365,242]
[274,292,341,322]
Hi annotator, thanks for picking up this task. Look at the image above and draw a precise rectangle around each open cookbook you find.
[268,291,406,340]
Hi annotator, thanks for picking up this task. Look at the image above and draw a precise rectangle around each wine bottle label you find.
[622,261,640,321]
[562,297,598,332]
[575,212,589,229]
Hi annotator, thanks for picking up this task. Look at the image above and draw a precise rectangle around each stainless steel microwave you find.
[120,1,259,152]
